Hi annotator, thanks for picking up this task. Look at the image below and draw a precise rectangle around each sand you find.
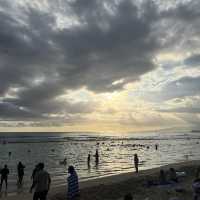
[1,160,200,200]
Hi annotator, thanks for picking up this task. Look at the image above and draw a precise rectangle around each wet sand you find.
[1,160,200,200]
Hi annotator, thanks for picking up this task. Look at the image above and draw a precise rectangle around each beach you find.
[0,131,200,194]
[1,160,200,200]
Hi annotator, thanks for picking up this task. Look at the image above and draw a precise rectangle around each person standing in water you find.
[87,153,91,167]
[95,149,99,165]
[0,165,9,191]
[134,154,139,173]
[155,144,159,150]
[17,161,25,186]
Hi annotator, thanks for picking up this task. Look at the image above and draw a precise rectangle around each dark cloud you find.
[0,0,200,122]
[0,102,40,120]
[0,0,160,121]
[149,76,200,101]
[184,54,200,67]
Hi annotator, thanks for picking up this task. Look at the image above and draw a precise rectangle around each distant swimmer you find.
[2,140,7,145]
[60,158,67,165]
[134,154,139,173]
[17,162,25,186]
[0,165,9,191]
[51,149,55,152]
[8,152,11,157]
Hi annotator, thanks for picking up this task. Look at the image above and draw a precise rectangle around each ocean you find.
[0,131,199,194]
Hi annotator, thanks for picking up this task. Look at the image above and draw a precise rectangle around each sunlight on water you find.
[0,131,199,194]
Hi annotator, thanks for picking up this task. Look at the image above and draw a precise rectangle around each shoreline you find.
[2,160,200,200]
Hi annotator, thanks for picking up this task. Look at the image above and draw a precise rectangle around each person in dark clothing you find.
[87,153,91,167]
[67,166,79,200]
[159,169,169,185]
[155,144,159,150]
[30,164,39,193]
[134,154,139,173]
[17,162,25,186]
[31,164,39,181]
[124,193,133,200]
[193,177,200,200]
[169,168,178,183]
[195,166,200,179]
[94,149,99,165]
[31,163,51,200]
[0,165,9,191]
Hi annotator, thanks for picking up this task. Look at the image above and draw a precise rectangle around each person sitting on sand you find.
[159,169,169,185]
[67,166,79,200]
[31,163,51,200]
[0,165,9,191]
[195,167,200,179]
[193,178,200,200]
[169,168,178,183]
[124,193,133,200]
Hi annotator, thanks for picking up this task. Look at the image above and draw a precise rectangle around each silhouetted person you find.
[95,149,99,165]
[67,166,79,200]
[31,164,39,181]
[134,154,139,173]
[0,165,9,191]
[17,162,25,186]
[124,193,133,200]
[31,163,51,200]
[169,168,178,183]
[30,164,39,192]
[193,178,200,200]
[87,153,91,167]
[155,144,158,150]
[196,166,200,179]
[159,169,168,185]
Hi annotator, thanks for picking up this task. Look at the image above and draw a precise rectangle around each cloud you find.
[0,0,200,127]
[159,107,200,114]
[0,102,40,120]
[184,54,200,67]
[0,0,160,121]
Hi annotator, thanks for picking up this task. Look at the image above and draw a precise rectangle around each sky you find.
[0,0,200,133]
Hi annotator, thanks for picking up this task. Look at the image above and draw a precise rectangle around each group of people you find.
[0,162,25,191]
[87,149,99,167]
[146,167,179,187]
[0,162,79,200]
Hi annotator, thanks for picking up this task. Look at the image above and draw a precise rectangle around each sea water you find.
[0,131,199,194]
